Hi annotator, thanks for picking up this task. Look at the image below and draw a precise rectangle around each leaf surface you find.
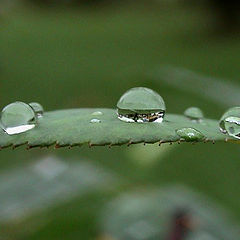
[0,108,234,149]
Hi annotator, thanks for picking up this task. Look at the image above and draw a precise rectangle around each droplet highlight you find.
[91,111,103,116]
[184,107,203,121]
[0,102,37,135]
[117,87,166,123]
[90,118,101,123]
[176,128,205,142]
[29,102,44,117]
[219,107,240,139]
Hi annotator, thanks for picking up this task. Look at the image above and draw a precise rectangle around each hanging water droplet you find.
[0,101,37,135]
[176,128,205,142]
[29,102,44,117]
[219,107,240,139]
[117,87,166,123]
[184,107,203,122]
[90,118,101,123]
[91,111,103,116]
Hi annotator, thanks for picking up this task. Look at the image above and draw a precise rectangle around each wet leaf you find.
[0,108,235,149]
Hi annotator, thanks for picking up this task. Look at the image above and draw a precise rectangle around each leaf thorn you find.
[204,138,209,143]
[54,143,61,149]
[26,144,32,150]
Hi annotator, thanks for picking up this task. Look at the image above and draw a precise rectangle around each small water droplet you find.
[91,111,103,116]
[117,87,166,123]
[90,118,101,123]
[219,107,240,139]
[176,128,205,142]
[184,107,204,122]
[29,102,44,117]
[0,102,37,135]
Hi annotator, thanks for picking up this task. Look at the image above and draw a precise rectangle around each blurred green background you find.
[0,0,240,239]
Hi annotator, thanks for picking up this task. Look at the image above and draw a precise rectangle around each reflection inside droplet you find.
[222,117,240,138]
[184,107,203,122]
[29,102,44,117]
[118,112,165,123]
[219,107,240,139]
[4,125,36,135]
[91,111,103,116]
[117,87,166,123]
[0,101,37,135]
[176,127,205,142]
[90,118,101,123]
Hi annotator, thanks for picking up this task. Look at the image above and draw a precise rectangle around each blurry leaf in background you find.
[0,155,120,223]
[99,185,240,240]
[149,65,240,108]
[127,143,178,167]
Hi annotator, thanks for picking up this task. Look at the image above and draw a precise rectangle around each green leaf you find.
[0,108,236,149]
[100,186,239,240]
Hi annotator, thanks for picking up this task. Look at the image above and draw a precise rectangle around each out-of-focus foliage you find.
[100,186,240,239]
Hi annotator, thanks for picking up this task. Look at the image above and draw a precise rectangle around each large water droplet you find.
[29,102,44,117]
[176,128,204,142]
[0,102,37,135]
[184,107,203,121]
[219,107,240,139]
[117,87,166,123]
[91,111,103,116]
[90,118,101,123]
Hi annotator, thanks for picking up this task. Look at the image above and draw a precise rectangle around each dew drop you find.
[90,118,101,123]
[117,87,166,123]
[219,107,240,139]
[0,102,37,135]
[91,111,103,116]
[184,107,204,121]
[176,128,205,142]
[29,102,44,117]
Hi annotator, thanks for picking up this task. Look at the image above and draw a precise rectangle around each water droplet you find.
[117,87,166,123]
[176,128,205,142]
[184,107,204,121]
[219,107,240,139]
[0,102,37,135]
[29,102,44,117]
[91,111,103,116]
[90,118,101,123]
